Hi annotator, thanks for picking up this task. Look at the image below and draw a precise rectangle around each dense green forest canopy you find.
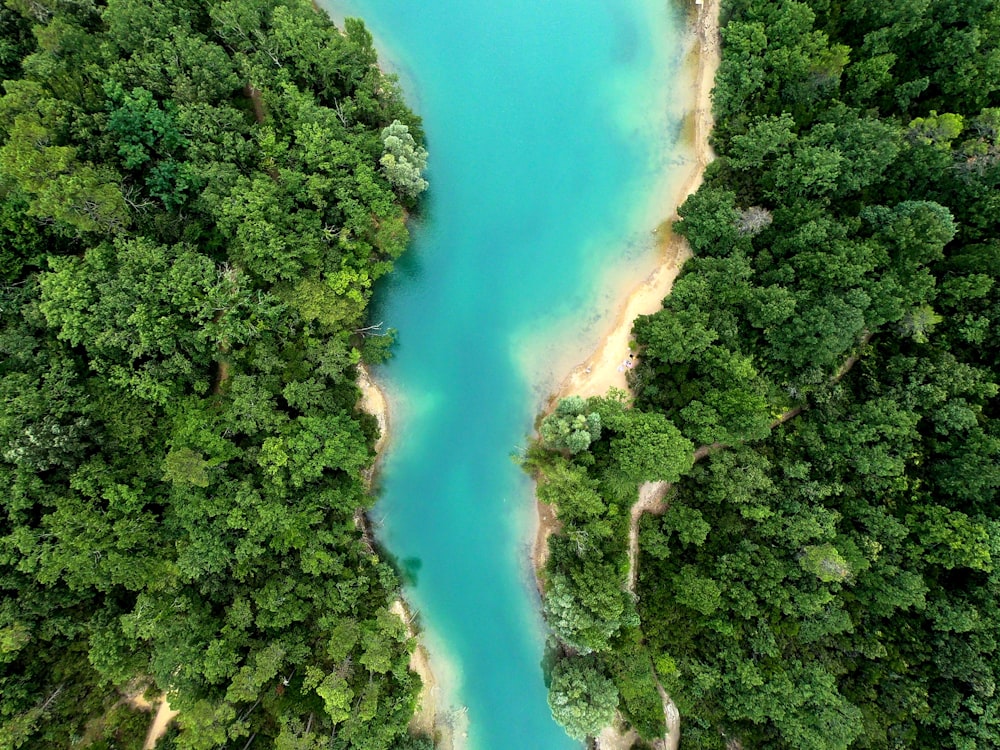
[530,0,1000,747]
[0,0,430,748]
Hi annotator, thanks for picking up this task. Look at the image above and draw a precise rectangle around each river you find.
[318,1,692,747]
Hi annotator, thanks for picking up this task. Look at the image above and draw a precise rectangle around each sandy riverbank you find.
[534,0,721,582]
[357,363,390,459]
[357,365,467,749]
[547,0,719,408]
[389,600,437,730]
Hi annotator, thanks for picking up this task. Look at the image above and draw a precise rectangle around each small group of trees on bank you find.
[531,0,1000,748]
[0,0,430,748]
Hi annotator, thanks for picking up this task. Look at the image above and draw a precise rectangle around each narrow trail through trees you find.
[625,331,874,599]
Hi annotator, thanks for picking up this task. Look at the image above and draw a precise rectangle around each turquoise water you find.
[319,1,690,747]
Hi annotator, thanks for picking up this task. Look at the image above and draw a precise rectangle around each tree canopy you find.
[0,0,429,747]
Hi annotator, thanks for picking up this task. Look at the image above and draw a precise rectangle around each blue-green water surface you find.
[319,2,690,748]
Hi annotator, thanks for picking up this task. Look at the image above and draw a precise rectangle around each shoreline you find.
[545,0,719,408]
[357,364,462,748]
[533,0,721,583]
[533,2,721,749]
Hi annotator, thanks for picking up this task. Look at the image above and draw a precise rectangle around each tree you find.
[539,396,601,454]
[609,412,693,483]
[547,655,619,741]
[543,555,632,654]
[379,120,428,199]
[736,205,773,236]
[535,458,606,522]
[0,1,426,746]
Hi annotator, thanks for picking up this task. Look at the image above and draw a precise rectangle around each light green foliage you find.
[162,447,211,487]
[907,111,964,148]
[547,655,619,741]
[543,563,628,654]
[536,458,605,522]
[899,304,944,343]
[0,625,29,659]
[907,506,992,572]
[663,505,710,547]
[673,566,723,615]
[226,643,286,704]
[0,118,129,233]
[380,120,428,198]
[539,396,602,454]
[798,543,852,583]
[316,673,353,724]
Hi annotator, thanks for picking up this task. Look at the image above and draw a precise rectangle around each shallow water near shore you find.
[318,1,692,747]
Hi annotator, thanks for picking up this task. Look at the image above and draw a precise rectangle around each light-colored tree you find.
[736,205,774,235]
[547,655,619,740]
[379,120,428,198]
[798,543,852,583]
[540,396,601,454]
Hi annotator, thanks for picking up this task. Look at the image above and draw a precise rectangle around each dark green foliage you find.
[0,0,425,747]
[533,0,1000,746]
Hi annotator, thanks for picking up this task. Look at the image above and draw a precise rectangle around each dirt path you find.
[143,696,178,750]
[627,481,672,593]
[619,329,874,749]
[626,333,874,597]
[626,331,873,597]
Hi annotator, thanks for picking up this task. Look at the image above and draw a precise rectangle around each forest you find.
[530,0,1000,747]
[0,0,432,748]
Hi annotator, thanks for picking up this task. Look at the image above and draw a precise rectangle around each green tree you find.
[539,396,602,455]
[379,120,428,199]
[609,412,693,483]
[547,655,619,741]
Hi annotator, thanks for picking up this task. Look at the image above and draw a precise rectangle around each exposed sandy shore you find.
[357,362,390,459]
[547,0,719,409]
[535,0,722,580]
[389,599,445,744]
[358,367,465,748]
[531,487,560,592]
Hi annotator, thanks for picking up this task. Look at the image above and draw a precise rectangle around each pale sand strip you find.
[549,0,720,409]
[358,362,390,459]
[389,599,448,746]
